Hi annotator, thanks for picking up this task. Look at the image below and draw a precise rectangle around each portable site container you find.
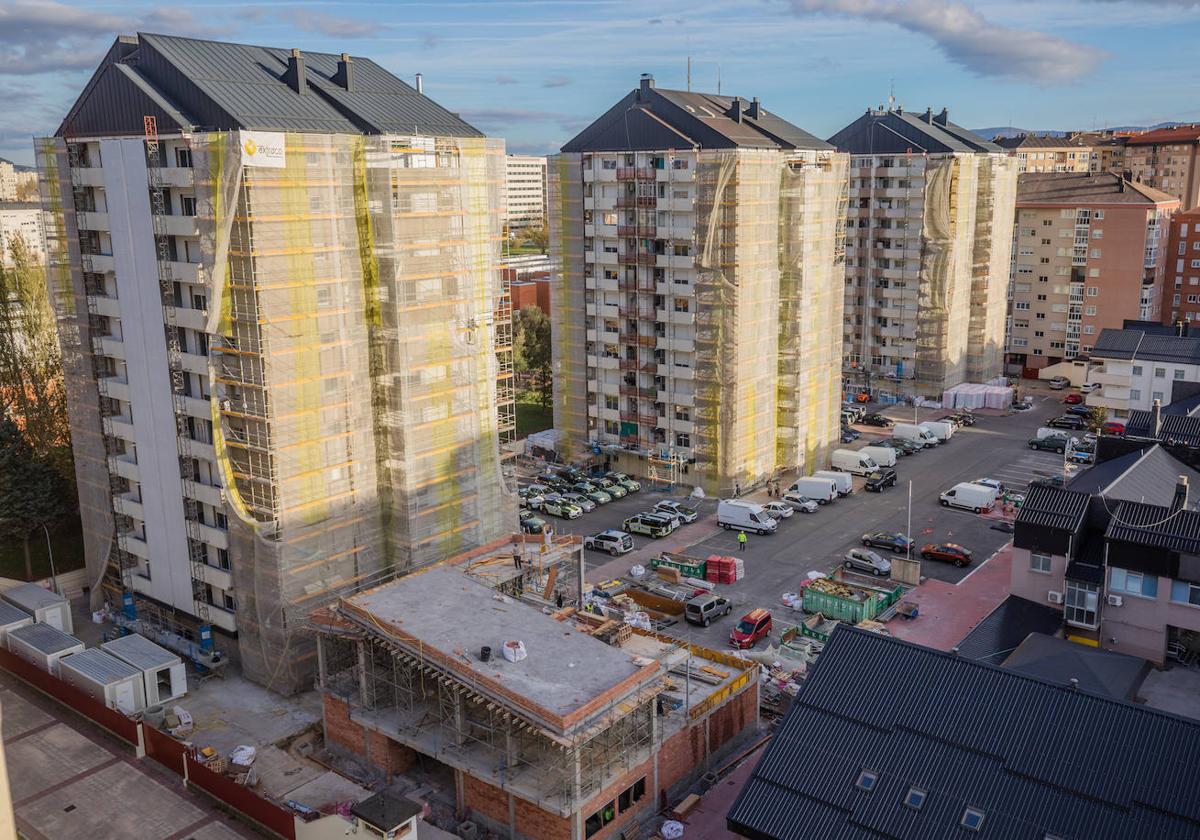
[7,623,84,674]
[2,583,73,634]
[650,553,707,580]
[101,633,187,706]
[0,601,33,647]
[57,649,147,714]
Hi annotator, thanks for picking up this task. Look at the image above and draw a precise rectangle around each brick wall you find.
[323,692,366,754]
[463,774,572,840]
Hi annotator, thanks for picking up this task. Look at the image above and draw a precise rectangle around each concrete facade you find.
[505,155,547,233]
[0,202,45,267]
[1162,208,1200,327]
[1125,126,1200,211]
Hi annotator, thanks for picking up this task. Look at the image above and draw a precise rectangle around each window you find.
[618,778,646,812]
[1153,391,1164,402]
[904,788,927,810]
[1065,580,1099,628]
[1110,567,1158,598]
[585,801,616,837]
[1087,287,1099,297]
[180,195,196,216]
[1171,580,1200,606]
[961,808,985,831]
[1155,367,1167,378]
[856,769,878,791]
[675,433,690,448]
[673,298,689,312]
[1175,369,1185,380]
[605,395,618,411]
[1132,365,1143,376]
[1031,553,1052,573]
[175,147,193,168]
[1085,306,1096,316]
[1130,389,1141,401]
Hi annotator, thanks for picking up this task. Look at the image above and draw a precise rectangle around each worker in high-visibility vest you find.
[738,530,748,551]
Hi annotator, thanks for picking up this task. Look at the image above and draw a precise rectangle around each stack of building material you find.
[705,555,745,584]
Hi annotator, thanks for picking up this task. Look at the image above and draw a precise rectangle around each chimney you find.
[334,52,354,91]
[638,73,655,101]
[1153,398,1163,436]
[415,73,423,95]
[1171,474,1189,514]
[934,107,949,125]
[285,48,307,95]
[1069,678,1079,691]
[747,96,761,120]
[730,97,743,123]
[922,107,933,123]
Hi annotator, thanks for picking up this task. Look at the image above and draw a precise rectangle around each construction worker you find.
[738,530,748,552]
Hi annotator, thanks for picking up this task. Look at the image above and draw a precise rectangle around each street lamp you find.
[40,522,59,595]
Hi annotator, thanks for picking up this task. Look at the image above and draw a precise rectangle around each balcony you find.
[185,480,224,508]
[194,522,229,550]
[113,492,144,520]
[1089,369,1131,387]
[96,336,125,359]
[76,211,109,231]
[159,215,199,237]
[152,167,195,188]
[88,295,121,318]
[81,253,115,274]
[617,250,638,266]
[166,261,203,284]
[102,414,135,441]
[619,359,639,371]
[107,454,139,482]
[195,562,233,592]
[174,306,208,331]
[98,375,130,402]
[616,167,637,181]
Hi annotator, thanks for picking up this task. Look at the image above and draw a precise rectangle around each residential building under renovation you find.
[549,75,848,495]
[37,33,515,693]
[829,107,1018,399]
[311,534,759,840]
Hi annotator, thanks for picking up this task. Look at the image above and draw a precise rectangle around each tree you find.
[0,419,69,579]
[514,305,552,408]
[521,222,549,254]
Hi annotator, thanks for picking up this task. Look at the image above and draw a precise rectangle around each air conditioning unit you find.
[1047,590,1064,604]
[1107,594,1123,607]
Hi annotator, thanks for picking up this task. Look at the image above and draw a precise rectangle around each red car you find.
[729,608,773,649]
[1063,393,1083,404]
[920,543,973,568]
[1102,421,1125,436]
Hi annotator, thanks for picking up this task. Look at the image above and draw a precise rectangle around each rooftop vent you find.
[334,52,354,92]
[285,48,306,95]
[638,73,655,102]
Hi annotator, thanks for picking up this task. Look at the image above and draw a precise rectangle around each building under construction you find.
[37,33,515,694]
[549,75,848,496]
[311,534,759,840]
[829,107,1018,399]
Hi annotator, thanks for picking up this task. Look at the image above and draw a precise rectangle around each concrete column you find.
[454,691,466,746]
[455,768,466,820]
[571,749,583,840]
[357,640,369,707]
[315,635,327,689]
[507,792,517,839]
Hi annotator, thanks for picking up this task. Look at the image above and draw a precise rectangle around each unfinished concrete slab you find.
[283,770,372,811]
[17,760,206,840]
[1139,666,1200,721]
[184,670,321,756]
[6,722,113,802]
[0,688,55,740]
[183,820,260,840]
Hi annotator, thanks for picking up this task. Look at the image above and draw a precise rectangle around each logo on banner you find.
[240,131,285,168]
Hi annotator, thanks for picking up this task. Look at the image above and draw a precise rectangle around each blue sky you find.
[1,0,1198,166]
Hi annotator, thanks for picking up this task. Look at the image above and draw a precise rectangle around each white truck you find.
[788,476,838,504]
[860,445,897,468]
[919,420,955,442]
[717,499,777,534]
[894,423,939,448]
[813,470,854,496]
[939,482,999,513]
[829,449,879,477]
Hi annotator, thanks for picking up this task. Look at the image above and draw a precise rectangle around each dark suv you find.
[865,468,897,492]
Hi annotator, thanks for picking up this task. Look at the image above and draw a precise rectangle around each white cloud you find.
[784,0,1108,82]
[0,1,131,74]
[291,11,383,39]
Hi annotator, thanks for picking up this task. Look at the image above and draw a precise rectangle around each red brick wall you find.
[463,774,572,840]
[323,693,366,754]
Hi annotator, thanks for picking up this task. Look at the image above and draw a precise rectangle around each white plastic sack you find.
[502,640,527,663]
[629,564,647,579]
[230,745,256,766]
[625,611,652,630]
[661,820,685,839]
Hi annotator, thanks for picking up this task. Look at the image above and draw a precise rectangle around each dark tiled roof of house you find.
[994,133,1081,150]
[1015,483,1090,531]
[954,595,1064,666]
[1017,172,1177,205]
[827,107,1002,155]
[1106,499,1200,553]
[1002,633,1149,701]
[727,627,1200,840]
[1067,445,1200,508]
[1092,328,1200,364]
[1126,125,1200,146]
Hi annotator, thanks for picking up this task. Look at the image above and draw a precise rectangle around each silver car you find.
[763,501,794,519]
[562,492,596,513]
[843,548,891,577]
[782,492,819,514]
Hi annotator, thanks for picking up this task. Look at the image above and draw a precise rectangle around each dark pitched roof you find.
[58,33,480,138]
[561,79,829,153]
[827,107,1002,155]
[1105,499,1200,553]
[1068,445,1200,508]
[994,134,1081,150]
[727,627,1200,840]
[954,595,1064,666]
[1092,328,1200,364]
[1014,483,1090,531]
[1017,172,1178,206]
[1002,633,1149,701]
[1126,402,1200,446]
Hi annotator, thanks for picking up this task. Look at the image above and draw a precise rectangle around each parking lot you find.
[519,385,1083,648]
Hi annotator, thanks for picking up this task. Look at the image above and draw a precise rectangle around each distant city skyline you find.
[1,0,1198,165]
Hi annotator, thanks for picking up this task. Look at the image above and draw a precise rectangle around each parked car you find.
[583,529,634,556]
[541,494,583,520]
[1080,382,1101,393]
[556,467,585,483]
[1048,376,1070,390]
[843,548,892,577]
[1102,421,1126,436]
[729,608,773,649]
[1032,474,1066,488]
[573,484,612,505]
[606,472,641,493]
[865,468,898,492]
[519,509,548,534]
[974,478,1006,493]
[541,476,571,492]
[1064,393,1083,405]
[622,512,674,538]
[654,500,699,524]
[782,493,819,513]
[561,492,596,513]
[1069,449,1096,464]
[939,482,998,513]
[880,438,919,456]
[1012,401,1034,412]
[861,413,894,428]
[1049,414,1088,431]
[840,429,858,443]
[920,543,973,567]
[518,487,545,509]
[594,477,627,498]
[1066,405,1093,417]
[948,411,976,426]
[684,594,732,627]
[861,532,913,554]
[1029,435,1070,453]
[763,500,794,519]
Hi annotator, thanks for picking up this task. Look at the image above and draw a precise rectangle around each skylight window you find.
[904,788,926,810]
[962,807,985,831]
[856,769,878,791]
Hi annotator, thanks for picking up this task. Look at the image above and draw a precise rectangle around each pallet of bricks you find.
[706,554,744,584]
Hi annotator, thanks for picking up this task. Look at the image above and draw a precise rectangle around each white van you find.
[829,449,879,477]
[717,499,778,534]
[788,476,838,504]
[860,445,897,468]
[920,420,954,442]
[894,423,939,448]
[813,470,853,497]
[939,482,998,513]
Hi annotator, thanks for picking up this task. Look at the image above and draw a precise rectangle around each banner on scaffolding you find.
[239,131,285,168]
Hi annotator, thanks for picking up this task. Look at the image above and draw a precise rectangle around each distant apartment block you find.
[994,134,1091,173]
[829,108,1018,398]
[1163,208,1200,327]
[1125,125,1200,210]
[39,34,514,693]
[0,201,45,266]
[1006,173,1178,373]
[1085,327,1200,417]
[505,154,547,233]
[1073,130,1128,174]
[0,159,37,202]
[550,76,848,495]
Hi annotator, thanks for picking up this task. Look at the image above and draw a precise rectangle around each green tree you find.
[521,222,549,254]
[0,418,69,579]
[514,305,552,408]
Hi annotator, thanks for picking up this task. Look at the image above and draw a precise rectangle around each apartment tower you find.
[829,107,1018,398]
[1125,126,1200,210]
[550,76,847,495]
[1161,207,1200,328]
[1006,172,1177,374]
[504,154,548,233]
[38,34,514,693]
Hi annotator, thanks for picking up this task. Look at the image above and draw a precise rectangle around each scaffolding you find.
[548,155,588,452]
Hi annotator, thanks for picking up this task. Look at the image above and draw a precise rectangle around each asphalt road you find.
[520,386,1082,648]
